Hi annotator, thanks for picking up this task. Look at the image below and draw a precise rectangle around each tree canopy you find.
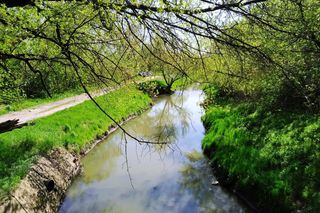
[0,0,319,110]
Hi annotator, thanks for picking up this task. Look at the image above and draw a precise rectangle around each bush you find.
[137,80,170,96]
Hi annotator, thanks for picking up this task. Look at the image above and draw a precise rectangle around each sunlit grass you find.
[0,86,151,192]
[202,101,320,212]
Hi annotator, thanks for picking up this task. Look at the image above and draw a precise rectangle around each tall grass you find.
[202,102,320,212]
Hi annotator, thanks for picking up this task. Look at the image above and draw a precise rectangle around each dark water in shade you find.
[59,87,248,213]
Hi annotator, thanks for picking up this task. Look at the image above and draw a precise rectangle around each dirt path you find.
[0,76,160,125]
[0,88,112,124]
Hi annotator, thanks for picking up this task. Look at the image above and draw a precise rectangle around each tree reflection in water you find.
[126,92,192,151]
[118,92,194,189]
[60,88,247,213]
[179,150,247,213]
[82,138,121,183]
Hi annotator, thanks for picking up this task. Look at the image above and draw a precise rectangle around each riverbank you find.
[0,85,152,211]
[202,98,320,212]
[0,112,146,213]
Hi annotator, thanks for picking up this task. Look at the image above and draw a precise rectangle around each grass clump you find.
[0,86,151,193]
[202,99,320,212]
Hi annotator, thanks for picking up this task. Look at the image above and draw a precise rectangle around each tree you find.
[0,0,272,92]
[201,0,320,110]
[1,0,319,130]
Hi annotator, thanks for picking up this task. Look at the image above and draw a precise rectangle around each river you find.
[59,87,248,213]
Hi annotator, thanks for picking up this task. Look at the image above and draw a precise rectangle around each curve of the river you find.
[59,87,248,213]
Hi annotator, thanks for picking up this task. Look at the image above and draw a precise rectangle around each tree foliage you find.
[202,0,320,110]
[0,1,266,97]
[0,0,319,106]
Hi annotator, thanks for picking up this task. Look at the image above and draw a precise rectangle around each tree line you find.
[0,0,319,111]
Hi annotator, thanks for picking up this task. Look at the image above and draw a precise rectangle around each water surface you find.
[60,88,247,213]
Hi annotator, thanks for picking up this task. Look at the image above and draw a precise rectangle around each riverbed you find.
[59,87,247,213]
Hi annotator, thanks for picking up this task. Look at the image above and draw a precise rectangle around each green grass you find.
[202,101,320,212]
[0,86,151,193]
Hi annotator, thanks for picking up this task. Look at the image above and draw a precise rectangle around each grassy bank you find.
[202,99,320,212]
[0,86,151,193]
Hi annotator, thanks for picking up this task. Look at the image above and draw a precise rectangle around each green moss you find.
[202,101,320,212]
[0,86,151,193]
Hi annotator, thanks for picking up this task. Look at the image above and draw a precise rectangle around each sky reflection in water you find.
[60,88,247,213]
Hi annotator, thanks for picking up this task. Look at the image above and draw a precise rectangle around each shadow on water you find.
[59,87,249,213]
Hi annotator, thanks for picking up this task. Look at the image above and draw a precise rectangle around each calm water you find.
[59,87,247,213]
